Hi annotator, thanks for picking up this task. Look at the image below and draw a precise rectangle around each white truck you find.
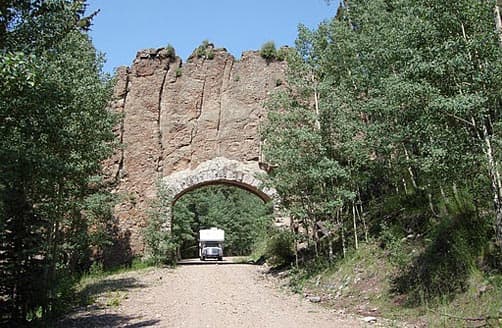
[199,228,224,261]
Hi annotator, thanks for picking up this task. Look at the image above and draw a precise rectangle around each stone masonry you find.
[105,43,287,254]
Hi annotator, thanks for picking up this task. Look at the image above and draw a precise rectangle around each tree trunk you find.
[403,145,418,189]
[494,5,502,248]
[356,197,368,243]
[428,192,439,217]
[495,4,502,46]
[293,223,299,268]
[352,202,359,250]
[313,218,319,257]
[482,122,502,248]
[337,208,346,258]
[328,239,334,260]
[494,209,502,249]
[312,73,321,131]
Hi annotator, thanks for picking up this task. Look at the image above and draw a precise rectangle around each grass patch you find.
[76,258,154,307]
[422,271,502,327]
[105,291,127,308]
[281,237,501,327]
[392,192,490,304]
[289,243,404,315]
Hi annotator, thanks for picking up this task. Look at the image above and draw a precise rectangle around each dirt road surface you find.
[61,261,371,327]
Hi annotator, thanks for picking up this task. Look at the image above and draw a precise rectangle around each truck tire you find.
[201,256,205,261]
[218,257,222,261]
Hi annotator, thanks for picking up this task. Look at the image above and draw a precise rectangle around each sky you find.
[85,0,340,74]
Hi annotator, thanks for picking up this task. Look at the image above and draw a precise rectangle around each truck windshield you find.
[204,241,220,247]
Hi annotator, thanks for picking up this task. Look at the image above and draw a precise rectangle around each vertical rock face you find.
[106,44,286,254]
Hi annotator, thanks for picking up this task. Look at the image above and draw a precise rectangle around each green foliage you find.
[288,243,390,297]
[262,43,357,259]
[193,39,215,60]
[264,228,295,267]
[143,187,177,265]
[275,46,290,61]
[379,223,416,269]
[422,271,502,327]
[88,261,105,277]
[143,220,177,266]
[393,191,490,303]
[175,67,182,77]
[195,40,209,57]
[262,0,502,312]
[248,230,269,262]
[76,257,153,309]
[0,0,116,324]
[172,185,273,257]
[164,43,176,57]
[260,41,277,60]
[81,191,118,262]
[484,242,502,273]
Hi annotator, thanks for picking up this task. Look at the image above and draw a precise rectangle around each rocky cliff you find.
[104,43,287,256]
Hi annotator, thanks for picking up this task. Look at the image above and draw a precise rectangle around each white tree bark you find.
[352,202,359,250]
[482,122,502,247]
[495,5,502,46]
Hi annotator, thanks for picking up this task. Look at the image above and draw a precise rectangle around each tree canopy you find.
[172,185,273,258]
[263,0,502,299]
[0,0,116,324]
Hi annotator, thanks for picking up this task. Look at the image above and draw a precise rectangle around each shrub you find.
[195,43,207,58]
[392,190,490,303]
[265,228,295,267]
[260,41,277,60]
[88,261,104,276]
[276,47,289,61]
[143,209,177,265]
[165,44,175,57]
[194,40,215,60]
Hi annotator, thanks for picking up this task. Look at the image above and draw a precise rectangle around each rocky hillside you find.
[103,43,286,256]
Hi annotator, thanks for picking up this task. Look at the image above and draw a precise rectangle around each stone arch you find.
[160,157,280,230]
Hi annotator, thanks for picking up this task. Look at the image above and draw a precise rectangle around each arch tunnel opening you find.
[171,183,274,259]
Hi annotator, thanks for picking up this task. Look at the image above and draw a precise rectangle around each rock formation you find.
[105,43,286,254]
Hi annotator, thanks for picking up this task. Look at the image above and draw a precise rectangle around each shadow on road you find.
[58,312,160,328]
[60,276,155,327]
[79,277,148,301]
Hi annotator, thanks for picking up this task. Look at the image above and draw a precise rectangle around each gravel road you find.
[61,261,367,327]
